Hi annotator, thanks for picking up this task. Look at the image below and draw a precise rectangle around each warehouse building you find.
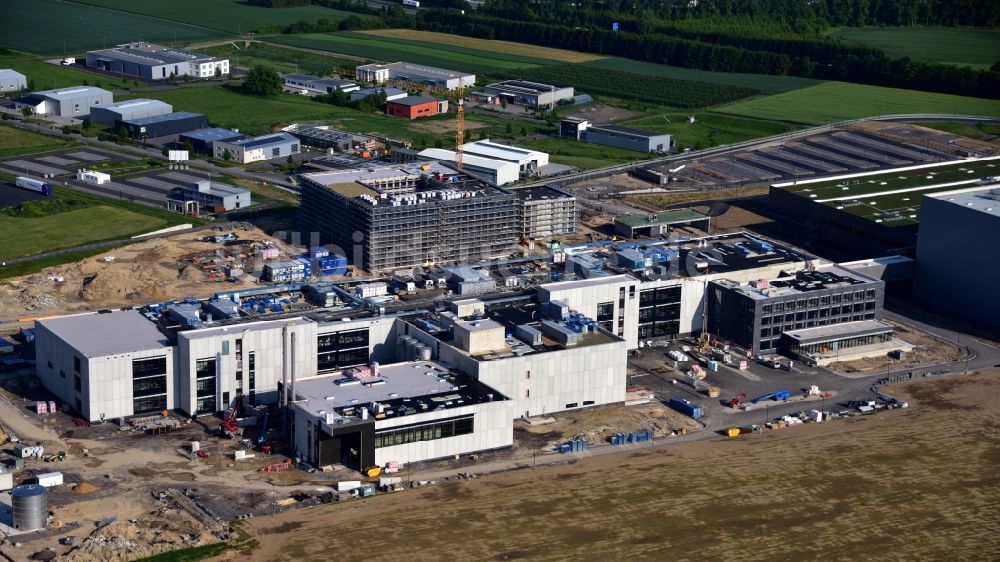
[914,184,1000,333]
[350,87,407,103]
[0,69,27,93]
[299,164,518,272]
[514,185,578,240]
[356,62,474,90]
[483,80,574,108]
[14,86,113,117]
[461,140,549,174]
[282,124,375,152]
[86,43,229,80]
[768,157,1000,257]
[386,97,444,120]
[281,73,358,95]
[560,117,589,140]
[614,209,711,238]
[173,180,252,213]
[214,132,300,164]
[178,128,246,155]
[89,99,172,127]
[584,124,672,153]
[117,111,208,139]
[417,148,521,186]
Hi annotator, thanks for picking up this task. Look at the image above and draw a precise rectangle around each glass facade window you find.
[317,329,370,372]
[373,415,474,448]
[134,395,167,414]
[134,377,167,397]
[596,302,614,322]
[639,286,682,339]
[133,357,166,379]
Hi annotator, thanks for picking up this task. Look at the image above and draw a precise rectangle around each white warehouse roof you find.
[460,140,548,167]
[31,86,113,100]
[93,99,172,113]
[417,148,521,185]
[37,310,170,357]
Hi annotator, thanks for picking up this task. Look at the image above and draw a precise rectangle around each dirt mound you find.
[73,482,98,494]
[60,519,210,562]
[178,265,205,282]
[78,265,169,303]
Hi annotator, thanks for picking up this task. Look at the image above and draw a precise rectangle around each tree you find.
[0,113,9,121]
[27,79,36,91]
[286,154,294,165]
[434,138,443,148]
[215,66,222,78]
[82,118,92,129]
[243,65,283,96]
[21,107,31,118]
[223,149,233,161]
[162,147,170,157]
[500,97,507,109]
[505,122,513,134]
[519,126,527,136]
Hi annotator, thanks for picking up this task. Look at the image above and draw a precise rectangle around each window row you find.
[761,290,877,313]
[134,394,167,415]
[761,302,875,324]
[374,415,474,449]
[317,329,369,353]
[317,348,369,372]
[639,286,682,307]
[132,357,167,379]
[133,375,167,398]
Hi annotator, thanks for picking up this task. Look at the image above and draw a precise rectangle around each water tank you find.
[12,484,47,531]
[418,346,432,361]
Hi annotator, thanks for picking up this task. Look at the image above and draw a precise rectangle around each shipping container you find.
[668,397,702,419]
[15,177,52,196]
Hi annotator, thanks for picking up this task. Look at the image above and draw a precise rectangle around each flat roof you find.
[485,80,569,95]
[0,69,25,77]
[513,184,574,200]
[37,310,170,357]
[721,265,875,300]
[363,62,474,81]
[616,209,709,228]
[388,96,438,107]
[180,181,250,198]
[353,87,406,96]
[588,123,667,138]
[179,317,310,341]
[785,319,893,345]
[926,184,1000,218]
[541,273,636,292]
[121,111,205,126]
[180,127,245,142]
[302,162,455,189]
[89,42,218,66]
[229,132,298,149]
[461,140,544,163]
[93,99,170,112]
[418,148,518,173]
[33,86,112,100]
[773,157,1000,226]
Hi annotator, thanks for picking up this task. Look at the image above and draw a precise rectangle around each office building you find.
[514,185,577,240]
[214,132,301,164]
[386,97,444,120]
[584,124,672,153]
[179,128,246,155]
[483,80,574,108]
[173,180,252,212]
[281,73,358,95]
[416,148,520,186]
[116,111,207,138]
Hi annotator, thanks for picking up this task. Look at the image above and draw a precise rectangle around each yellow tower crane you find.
[454,80,465,170]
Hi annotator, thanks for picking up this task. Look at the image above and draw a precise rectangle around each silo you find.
[12,484,47,531]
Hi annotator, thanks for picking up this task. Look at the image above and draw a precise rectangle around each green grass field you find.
[268,32,543,76]
[198,43,362,75]
[0,205,166,260]
[829,27,1000,68]
[0,126,74,158]
[717,82,1000,125]
[340,32,559,67]
[583,58,821,94]
[913,121,992,140]
[0,0,224,55]
[127,85,546,143]
[621,112,794,150]
[71,0,373,35]
[0,53,120,90]
[518,137,654,169]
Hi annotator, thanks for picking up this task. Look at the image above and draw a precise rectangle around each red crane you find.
[727,392,747,409]
[220,391,244,437]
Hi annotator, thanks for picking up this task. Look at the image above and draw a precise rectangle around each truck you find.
[61,57,76,66]
[15,177,53,196]
[402,0,419,6]
[668,397,703,419]
[750,389,790,403]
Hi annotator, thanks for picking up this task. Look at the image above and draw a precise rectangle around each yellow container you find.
[726,428,741,438]
[364,466,382,478]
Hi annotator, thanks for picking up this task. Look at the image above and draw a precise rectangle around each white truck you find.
[61,57,76,66]
[402,0,419,7]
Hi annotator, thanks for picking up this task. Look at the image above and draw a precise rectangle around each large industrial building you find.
[117,111,209,139]
[179,128,247,155]
[33,229,894,470]
[514,185,578,239]
[89,99,173,127]
[768,157,1000,256]
[14,86,113,117]
[282,124,376,152]
[914,184,1000,333]
[614,210,712,238]
[416,148,520,186]
[356,62,475,90]
[214,132,301,164]
[85,43,229,80]
[0,69,27,93]
[482,80,574,108]
[281,73,358,95]
[299,164,519,271]
[461,140,549,175]
[386,97,445,120]
[583,124,672,153]
[169,180,252,213]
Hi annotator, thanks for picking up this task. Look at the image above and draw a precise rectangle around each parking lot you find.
[0,147,134,179]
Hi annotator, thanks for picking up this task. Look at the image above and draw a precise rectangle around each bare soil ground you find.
[224,370,1000,562]
[409,118,486,135]
[0,225,296,325]
[566,104,641,124]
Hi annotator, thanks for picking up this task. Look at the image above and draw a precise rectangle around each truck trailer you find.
[668,397,703,419]
[14,177,52,196]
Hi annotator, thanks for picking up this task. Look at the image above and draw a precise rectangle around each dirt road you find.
[222,370,1000,562]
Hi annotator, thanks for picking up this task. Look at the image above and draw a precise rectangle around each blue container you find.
[668,397,703,419]
[559,443,572,454]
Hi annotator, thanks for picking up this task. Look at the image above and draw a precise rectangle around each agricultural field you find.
[498,64,756,109]
[0,53,119,91]
[914,121,1000,142]
[621,112,794,150]
[519,137,655,170]
[0,0,224,55]
[358,29,606,64]
[717,81,1000,125]
[829,26,1000,69]
[69,0,374,35]
[0,126,74,159]
[268,32,545,76]
[127,85,546,144]
[198,43,362,75]
[583,57,821,94]
[238,372,1000,561]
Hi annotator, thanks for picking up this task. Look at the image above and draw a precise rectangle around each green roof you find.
[615,209,708,228]
[774,157,1000,227]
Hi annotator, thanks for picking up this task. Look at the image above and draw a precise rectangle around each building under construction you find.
[299,164,519,272]
[514,185,578,240]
